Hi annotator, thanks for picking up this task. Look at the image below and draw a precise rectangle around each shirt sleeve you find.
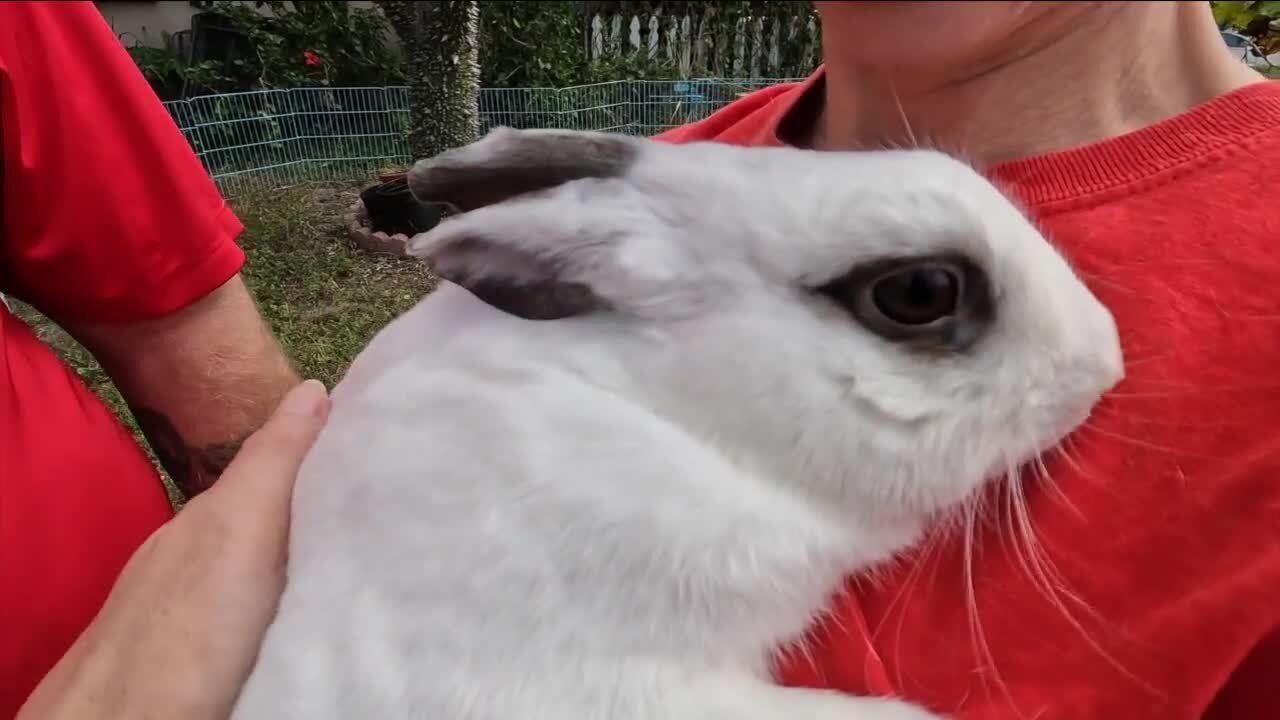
[0,1,246,324]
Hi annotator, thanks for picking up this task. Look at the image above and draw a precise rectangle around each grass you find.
[228,182,435,387]
[9,180,435,501]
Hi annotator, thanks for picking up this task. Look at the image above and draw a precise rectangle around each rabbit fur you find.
[230,127,1124,720]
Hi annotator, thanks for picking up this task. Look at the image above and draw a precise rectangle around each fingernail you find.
[277,379,329,417]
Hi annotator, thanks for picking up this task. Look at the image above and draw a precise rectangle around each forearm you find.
[65,275,300,497]
[121,347,300,499]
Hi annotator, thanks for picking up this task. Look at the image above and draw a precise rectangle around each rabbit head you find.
[405,127,1124,530]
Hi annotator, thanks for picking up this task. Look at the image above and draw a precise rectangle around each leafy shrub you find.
[196,0,403,89]
[129,0,403,100]
[127,1,817,101]
[127,44,237,99]
[1213,1,1280,55]
[479,1,816,89]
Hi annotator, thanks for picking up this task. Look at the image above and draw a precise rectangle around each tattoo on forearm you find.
[131,407,245,498]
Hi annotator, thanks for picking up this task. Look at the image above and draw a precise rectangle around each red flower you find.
[303,50,322,67]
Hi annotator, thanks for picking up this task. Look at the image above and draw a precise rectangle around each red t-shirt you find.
[0,2,246,715]
[658,71,1280,718]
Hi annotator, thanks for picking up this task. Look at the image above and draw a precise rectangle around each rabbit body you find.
[231,129,1124,720]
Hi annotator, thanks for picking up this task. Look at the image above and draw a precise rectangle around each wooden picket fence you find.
[587,11,821,79]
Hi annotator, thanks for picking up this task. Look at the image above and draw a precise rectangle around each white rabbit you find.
[230,127,1124,720]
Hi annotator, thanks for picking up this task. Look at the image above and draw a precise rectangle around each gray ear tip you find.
[405,160,440,203]
[405,127,641,211]
[476,125,523,149]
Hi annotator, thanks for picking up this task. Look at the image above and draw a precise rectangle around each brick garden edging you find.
[345,197,412,258]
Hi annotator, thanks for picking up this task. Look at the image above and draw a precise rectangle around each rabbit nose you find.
[1098,318,1126,389]
[1081,296,1126,393]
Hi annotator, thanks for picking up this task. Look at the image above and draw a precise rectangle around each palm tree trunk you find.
[376,0,482,160]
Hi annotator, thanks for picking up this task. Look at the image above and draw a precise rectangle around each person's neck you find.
[810,2,1267,167]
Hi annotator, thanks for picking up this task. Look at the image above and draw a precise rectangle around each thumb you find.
[205,379,331,515]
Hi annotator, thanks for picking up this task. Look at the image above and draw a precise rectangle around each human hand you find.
[17,379,331,720]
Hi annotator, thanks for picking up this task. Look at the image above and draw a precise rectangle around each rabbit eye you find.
[871,265,958,326]
[815,254,995,352]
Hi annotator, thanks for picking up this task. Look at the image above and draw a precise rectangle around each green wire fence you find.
[162,79,802,196]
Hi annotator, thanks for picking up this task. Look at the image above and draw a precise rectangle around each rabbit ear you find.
[408,193,630,321]
[406,127,679,321]
[411,224,608,321]
[406,127,641,212]
[409,183,694,322]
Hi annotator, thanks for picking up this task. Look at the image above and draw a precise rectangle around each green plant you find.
[127,44,237,99]
[479,2,681,88]
[479,1,594,88]
[1212,1,1280,54]
[201,0,404,89]
[128,1,404,99]
[479,1,707,87]
[479,1,818,89]
[585,52,680,82]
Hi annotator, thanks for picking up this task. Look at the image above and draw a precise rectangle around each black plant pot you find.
[360,177,447,237]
